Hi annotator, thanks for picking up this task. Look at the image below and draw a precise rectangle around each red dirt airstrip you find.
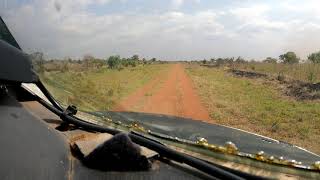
[113,64,210,122]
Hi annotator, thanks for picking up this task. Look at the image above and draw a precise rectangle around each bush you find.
[279,52,299,64]
[277,72,285,81]
[121,58,129,67]
[129,60,137,67]
[29,52,45,73]
[107,55,121,69]
[308,51,320,63]
[263,57,277,63]
[60,62,69,72]
[105,55,141,69]
[307,71,316,83]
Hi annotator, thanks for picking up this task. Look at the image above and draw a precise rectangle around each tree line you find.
[198,50,320,65]
[266,51,320,64]
[106,54,157,69]
[30,52,160,73]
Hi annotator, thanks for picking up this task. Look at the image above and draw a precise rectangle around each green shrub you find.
[308,51,320,63]
[277,71,285,81]
[307,71,316,83]
[128,60,137,67]
[279,51,299,64]
[60,62,69,72]
[107,55,121,69]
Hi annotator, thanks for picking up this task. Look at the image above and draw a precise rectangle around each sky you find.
[1,0,320,60]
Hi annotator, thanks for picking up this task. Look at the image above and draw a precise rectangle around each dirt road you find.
[113,64,210,121]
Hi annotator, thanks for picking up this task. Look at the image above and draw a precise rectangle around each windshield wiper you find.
[34,81,267,180]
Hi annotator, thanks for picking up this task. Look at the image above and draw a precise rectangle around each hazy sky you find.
[1,0,320,60]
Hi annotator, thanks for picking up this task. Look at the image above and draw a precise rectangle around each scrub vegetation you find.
[186,64,320,154]
[235,62,320,83]
[34,54,169,111]
[32,50,320,154]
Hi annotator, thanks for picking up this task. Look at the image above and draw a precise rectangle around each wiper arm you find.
[35,81,64,111]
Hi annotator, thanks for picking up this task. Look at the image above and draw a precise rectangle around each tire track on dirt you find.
[113,64,211,122]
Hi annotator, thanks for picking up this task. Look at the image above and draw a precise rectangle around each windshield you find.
[2,0,320,172]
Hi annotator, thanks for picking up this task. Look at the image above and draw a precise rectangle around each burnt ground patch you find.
[285,80,320,100]
[229,69,320,100]
[229,69,267,78]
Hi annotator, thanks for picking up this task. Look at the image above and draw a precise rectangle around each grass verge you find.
[186,65,320,154]
[236,62,320,82]
[40,64,170,111]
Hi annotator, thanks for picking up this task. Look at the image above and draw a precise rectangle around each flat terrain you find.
[40,63,320,154]
[114,64,210,121]
[236,62,320,82]
[40,64,169,111]
[186,65,320,154]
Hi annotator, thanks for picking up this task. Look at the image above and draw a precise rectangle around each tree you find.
[263,57,277,63]
[308,51,320,63]
[83,54,95,61]
[128,59,137,67]
[141,58,147,65]
[60,61,69,72]
[249,59,257,63]
[121,58,129,67]
[235,56,246,63]
[131,54,139,61]
[29,52,45,73]
[151,58,157,62]
[30,52,44,62]
[226,57,234,64]
[279,51,299,64]
[215,58,224,66]
[83,54,95,69]
[107,55,121,69]
[202,59,207,64]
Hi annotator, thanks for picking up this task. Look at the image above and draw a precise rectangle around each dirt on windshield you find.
[113,64,211,122]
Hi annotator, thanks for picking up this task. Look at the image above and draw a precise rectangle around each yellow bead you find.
[313,161,320,170]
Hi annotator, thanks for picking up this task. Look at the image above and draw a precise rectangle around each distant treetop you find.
[308,51,320,63]
[279,51,299,64]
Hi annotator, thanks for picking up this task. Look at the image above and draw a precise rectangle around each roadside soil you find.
[113,64,211,122]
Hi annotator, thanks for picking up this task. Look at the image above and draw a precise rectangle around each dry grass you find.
[236,62,320,83]
[186,64,320,154]
[40,64,169,112]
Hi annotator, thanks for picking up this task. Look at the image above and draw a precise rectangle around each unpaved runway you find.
[113,64,210,121]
